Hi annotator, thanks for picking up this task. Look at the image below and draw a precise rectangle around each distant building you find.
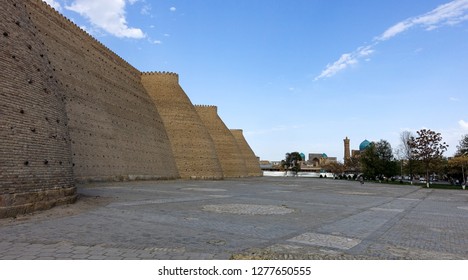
[259,154,337,172]
[343,137,372,167]
[300,153,337,171]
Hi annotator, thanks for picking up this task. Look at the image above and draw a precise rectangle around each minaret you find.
[344,137,351,164]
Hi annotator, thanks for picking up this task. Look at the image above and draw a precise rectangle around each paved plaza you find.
[1,177,467,260]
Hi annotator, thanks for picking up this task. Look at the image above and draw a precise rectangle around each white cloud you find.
[413,0,468,29]
[459,120,468,130]
[315,53,357,80]
[377,20,413,41]
[43,0,62,10]
[377,0,468,41]
[152,40,162,45]
[314,44,375,80]
[170,7,177,12]
[65,0,145,39]
[316,0,468,80]
[141,4,151,15]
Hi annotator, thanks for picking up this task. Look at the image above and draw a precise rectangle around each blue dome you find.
[322,153,328,158]
[359,140,371,151]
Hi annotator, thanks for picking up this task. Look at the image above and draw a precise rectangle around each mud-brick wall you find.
[0,0,76,218]
[141,72,223,179]
[230,130,262,177]
[26,0,179,181]
[194,105,247,178]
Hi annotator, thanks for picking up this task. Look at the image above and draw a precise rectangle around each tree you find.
[455,134,468,157]
[360,140,397,180]
[408,129,449,188]
[376,140,398,178]
[450,134,468,186]
[323,161,345,177]
[360,143,379,179]
[397,131,416,180]
[282,152,302,174]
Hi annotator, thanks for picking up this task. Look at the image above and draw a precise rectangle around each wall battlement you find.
[142,71,179,76]
[194,105,218,113]
[141,71,179,84]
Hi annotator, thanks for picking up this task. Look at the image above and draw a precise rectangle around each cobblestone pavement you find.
[1,177,467,260]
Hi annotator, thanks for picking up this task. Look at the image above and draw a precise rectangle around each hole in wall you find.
[24,161,29,166]
[3,32,9,37]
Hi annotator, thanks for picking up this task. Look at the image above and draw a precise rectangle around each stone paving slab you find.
[0,177,467,260]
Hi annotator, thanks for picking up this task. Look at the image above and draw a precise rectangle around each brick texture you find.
[141,73,223,179]
[195,105,248,178]
[0,0,76,218]
[230,130,263,177]
[26,0,179,182]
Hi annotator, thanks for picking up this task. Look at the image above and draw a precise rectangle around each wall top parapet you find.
[141,71,179,77]
[194,105,217,109]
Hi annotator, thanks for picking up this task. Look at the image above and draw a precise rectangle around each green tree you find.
[408,129,449,188]
[282,152,302,174]
[360,143,378,179]
[360,140,397,180]
[376,140,398,178]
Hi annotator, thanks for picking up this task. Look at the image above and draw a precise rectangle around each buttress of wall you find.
[230,130,262,177]
[26,1,179,181]
[141,73,224,179]
[0,0,76,218]
[194,106,248,178]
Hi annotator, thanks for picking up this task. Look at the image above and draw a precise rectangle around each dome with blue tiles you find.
[359,140,371,151]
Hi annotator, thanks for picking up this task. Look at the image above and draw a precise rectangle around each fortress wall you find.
[194,105,248,178]
[25,0,179,181]
[0,0,76,218]
[230,130,263,177]
[141,73,224,179]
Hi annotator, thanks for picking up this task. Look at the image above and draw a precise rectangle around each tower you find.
[195,105,248,178]
[344,137,351,164]
[141,72,224,179]
[231,129,263,177]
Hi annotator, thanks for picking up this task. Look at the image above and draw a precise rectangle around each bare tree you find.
[451,134,468,188]
[398,130,415,180]
[408,129,448,188]
[323,161,345,177]
[455,134,468,157]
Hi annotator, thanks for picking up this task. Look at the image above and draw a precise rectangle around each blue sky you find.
[44,0,468,161]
